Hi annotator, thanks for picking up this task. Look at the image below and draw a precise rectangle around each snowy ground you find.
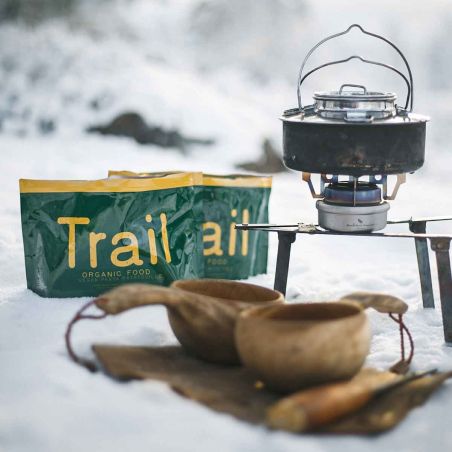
[2,1,452,451]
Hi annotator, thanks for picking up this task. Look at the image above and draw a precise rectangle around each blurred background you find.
[1,0,452,165]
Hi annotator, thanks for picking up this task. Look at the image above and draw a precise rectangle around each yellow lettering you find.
[203,222,223,256]
[57,217,90,268]
[160,213,172,263]
[89,232,106,268]
[228,209,238,256]
[146,214,158,265]
[241,209,249,256]
[111,232,143,267]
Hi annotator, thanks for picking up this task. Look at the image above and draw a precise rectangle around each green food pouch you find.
[201,174,272,279]
[108,171,272,280]
[20,173,204,297]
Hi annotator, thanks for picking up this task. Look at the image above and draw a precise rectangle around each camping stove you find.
[306,175,398,233]
[281,24,429,233]
[317,180,389,232]
[236,24,452,344]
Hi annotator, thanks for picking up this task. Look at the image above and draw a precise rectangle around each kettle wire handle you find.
[299,55,411,110]
[297,24,414,112]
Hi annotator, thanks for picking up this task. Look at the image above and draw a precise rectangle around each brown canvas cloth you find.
[93,345,450,434]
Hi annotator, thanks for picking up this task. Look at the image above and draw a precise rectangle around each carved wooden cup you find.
[235,292,408,392]
[95,279,284,365]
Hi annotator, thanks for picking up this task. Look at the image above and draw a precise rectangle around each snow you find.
[1,1,452,451]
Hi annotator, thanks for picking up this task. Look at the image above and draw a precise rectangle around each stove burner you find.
[302,173,406,233]
[323,182,382,206]
[315,181,389,232]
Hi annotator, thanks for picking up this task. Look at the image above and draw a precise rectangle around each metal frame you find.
[236,216,452,344]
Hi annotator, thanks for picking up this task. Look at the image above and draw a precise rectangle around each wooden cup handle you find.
[66,284,184,371]
[94,283,182,315]
[340,292,408,315]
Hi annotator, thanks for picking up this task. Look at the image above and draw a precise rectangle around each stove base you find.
[316,200,390,232]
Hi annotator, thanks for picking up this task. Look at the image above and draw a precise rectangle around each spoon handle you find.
[267,370,436,432]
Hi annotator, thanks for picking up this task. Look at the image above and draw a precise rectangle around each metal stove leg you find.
[430,238,452,345]
[410,221,435,308]
[274,232,296,296]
